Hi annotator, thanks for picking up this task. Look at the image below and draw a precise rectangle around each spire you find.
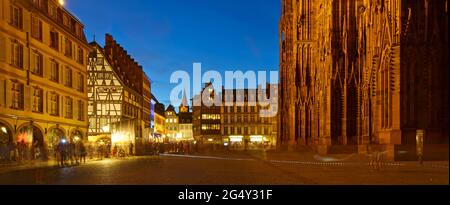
[181,90,188,107]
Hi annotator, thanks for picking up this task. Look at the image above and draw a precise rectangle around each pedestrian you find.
[87,144,93,159]
[106,143,111,158]
[56,141,63,167]
[79,142,86,164]
[74,142,81,165]
[183,141,188,155]
[68,141,75,165]
[17,140,23,162]
[129,142,134,156]
[376,151,385,171]
[10,142,17,162]
[97,145,103,160]
[112,145,118,158]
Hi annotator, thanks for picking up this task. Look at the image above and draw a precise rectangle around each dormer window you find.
[49,3,57,19]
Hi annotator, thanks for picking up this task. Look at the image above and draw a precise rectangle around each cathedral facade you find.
[278,0,448,158]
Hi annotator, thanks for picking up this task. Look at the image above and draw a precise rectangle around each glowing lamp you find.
[102,125,110,133]
[1,127,7,134]
[250,135,263,142]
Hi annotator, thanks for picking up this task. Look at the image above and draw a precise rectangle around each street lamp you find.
[59,0,65,6]
[1,127,7,134]
[102,125,110,133]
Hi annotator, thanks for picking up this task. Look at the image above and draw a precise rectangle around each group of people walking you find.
[0,140,47,163]
[366,143,386,171]
[144,141,197,155]
[110,143,134,158]
[54,140,87,167]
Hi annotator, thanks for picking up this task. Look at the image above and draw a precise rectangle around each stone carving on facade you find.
[278,0,448,155]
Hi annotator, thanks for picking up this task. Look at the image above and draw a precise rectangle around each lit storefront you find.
[223,135,276,150]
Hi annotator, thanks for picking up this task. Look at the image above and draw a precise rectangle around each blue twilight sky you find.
[67,0,281,107]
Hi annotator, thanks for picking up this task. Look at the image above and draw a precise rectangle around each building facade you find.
[221,86,278,150]
[192,83,222,144]
[87,34,151,155]
[0,0,89,160]
[165,105,179,142]
[142,74,151,144]
[150,94,166,142]
[178,92,193,141]
[154,102,166,141]
[279,0,449,159]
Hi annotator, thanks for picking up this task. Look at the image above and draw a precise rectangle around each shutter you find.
[19,8,23,29]
[43,57,49,79]
[23,11,30,33]
[19,43,23,68]
[24,85,31,111]
[42,24,48,46]
[72,68,75,88]
[0,79,4,107]
[5,80,11,108]
[74,99,79,120]
[0,35,5,62]
[30,50,35,72]
[59,63,63,84]
[39,21,43,41]
[59,34,62,52]
[9,5,12,24]
[60,95,64,117]
[45,91,48,114]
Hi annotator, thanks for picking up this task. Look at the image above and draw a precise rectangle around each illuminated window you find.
[77,73,84,92]
[50,92,59,116]
[32,87,43,113]
[11,81,24,110]
[50,30,59,51]
[48,3,57,19]
[77,46,84,65]
[65,66,72,87]
[10,40,23,68]
[65,97,73,119]
[50,60,59,83]
[31,50,43,76]
[10,5,22,29]
[65,37,73,57]
[31,16,43,41]
[63,14,69,27]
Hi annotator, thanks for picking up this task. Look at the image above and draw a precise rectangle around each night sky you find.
[67,0,281,107]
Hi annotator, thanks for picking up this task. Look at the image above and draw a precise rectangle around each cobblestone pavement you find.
[0,153,447,185]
